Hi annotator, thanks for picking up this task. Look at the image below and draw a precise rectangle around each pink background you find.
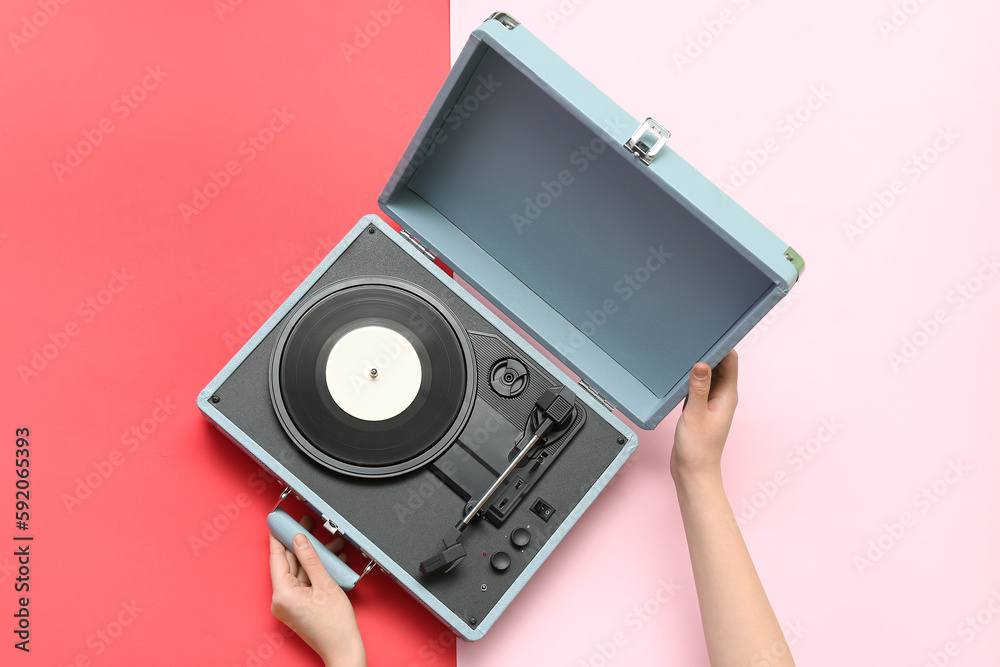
[450,2,1000,666]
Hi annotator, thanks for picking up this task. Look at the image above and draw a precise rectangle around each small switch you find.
[510,527,530,548]
[530,497,554,522]
[490,551,511,572]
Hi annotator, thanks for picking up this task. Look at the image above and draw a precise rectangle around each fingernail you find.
[294,534,308,548]
[694,366,708,380]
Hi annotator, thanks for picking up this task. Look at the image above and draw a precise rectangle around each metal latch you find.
[399,229,436,262]
[578,379,615,413]
[624,118,670,165]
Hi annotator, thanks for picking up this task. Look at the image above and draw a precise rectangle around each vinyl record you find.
[270,277,475,477]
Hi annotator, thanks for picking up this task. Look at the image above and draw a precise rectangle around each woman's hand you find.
[268,515,367,667]
[670,350,739,483]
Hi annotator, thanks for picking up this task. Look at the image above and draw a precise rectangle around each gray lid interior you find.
[379,19,799,429]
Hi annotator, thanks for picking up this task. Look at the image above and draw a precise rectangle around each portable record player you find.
[197,12,803,641]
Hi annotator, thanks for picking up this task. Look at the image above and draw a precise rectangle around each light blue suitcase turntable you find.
[198,12,803,641]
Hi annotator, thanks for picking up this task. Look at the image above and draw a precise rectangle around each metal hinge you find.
[624,117,670,165]
[399,229,436,262]
[488,12,520,29]
[578,379,615,413]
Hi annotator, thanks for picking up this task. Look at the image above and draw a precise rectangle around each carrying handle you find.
[267,507,361,592]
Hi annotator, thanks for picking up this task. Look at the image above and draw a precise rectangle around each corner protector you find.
[783,247,805,278]
[487,12,520,29]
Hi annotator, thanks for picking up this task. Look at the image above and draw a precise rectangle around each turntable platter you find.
[269,277,476,477]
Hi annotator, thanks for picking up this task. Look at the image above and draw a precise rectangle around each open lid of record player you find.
[378,12,803,430]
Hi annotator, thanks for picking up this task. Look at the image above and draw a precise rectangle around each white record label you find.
[324,325,422,422]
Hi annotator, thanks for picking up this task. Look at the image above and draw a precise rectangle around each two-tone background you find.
[3,1,997,665]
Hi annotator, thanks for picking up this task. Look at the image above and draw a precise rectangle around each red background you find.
[1,1,457,665]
